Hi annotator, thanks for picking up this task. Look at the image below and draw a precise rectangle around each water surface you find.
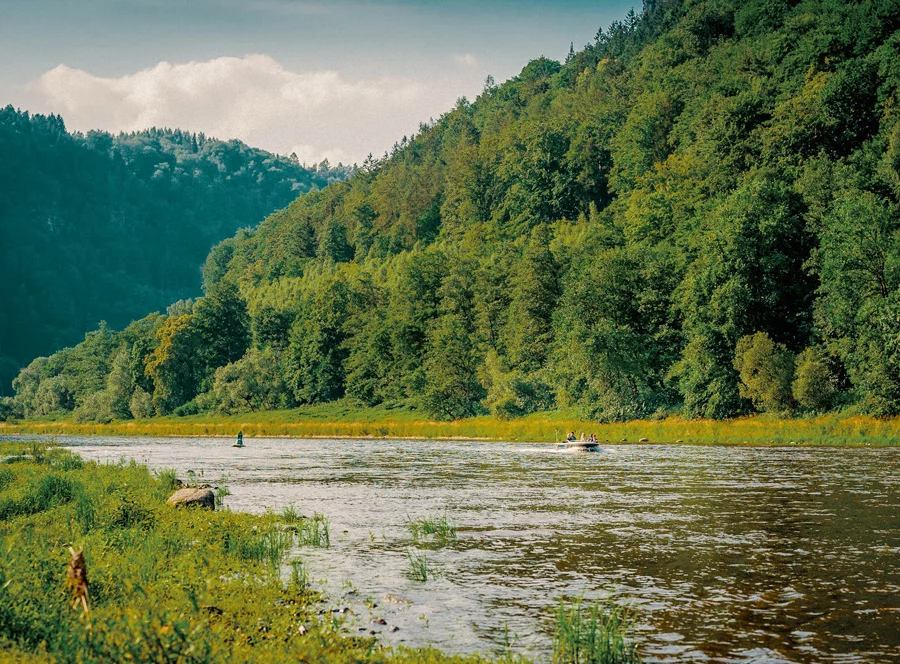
[15,436,899,663]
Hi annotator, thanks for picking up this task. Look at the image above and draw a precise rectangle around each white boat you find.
[557,440,600,451]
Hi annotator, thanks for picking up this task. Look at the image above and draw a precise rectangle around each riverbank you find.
[0,440,487,663]
[2,404,899,445]
[0,440,642,663]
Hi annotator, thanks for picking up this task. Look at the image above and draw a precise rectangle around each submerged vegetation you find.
[406,549,432,582]
[7,0,900,431]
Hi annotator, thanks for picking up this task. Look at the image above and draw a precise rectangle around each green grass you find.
[552,598,641,664]
[407,513,457,542]
[3,403,900,446]
[407,549,430,582]
[295,512,331,548]
[0,440,497,664]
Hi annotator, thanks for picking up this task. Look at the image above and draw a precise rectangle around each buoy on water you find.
[233,431,244,448]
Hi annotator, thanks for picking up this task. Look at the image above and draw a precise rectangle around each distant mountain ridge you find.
[0,107,352,393]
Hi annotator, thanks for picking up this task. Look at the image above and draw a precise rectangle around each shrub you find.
[734,332,795,413]
[792,347,836,411]
[129,387,154,419]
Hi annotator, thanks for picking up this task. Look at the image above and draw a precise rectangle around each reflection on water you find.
[16,436,900,663]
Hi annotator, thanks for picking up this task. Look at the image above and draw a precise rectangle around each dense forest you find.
[0,108,351,395]
[6,0,900,424]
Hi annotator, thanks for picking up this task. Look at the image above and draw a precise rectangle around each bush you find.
[734,332,795,413]
[792,346,836,411]
[129,387,154,419]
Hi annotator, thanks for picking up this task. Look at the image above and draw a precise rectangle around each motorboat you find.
[557,439,600,451]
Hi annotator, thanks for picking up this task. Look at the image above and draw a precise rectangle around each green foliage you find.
[145,315,204,415]
[734,332,795,413]
[0,444,500,663]
[421,315,485,420]
[0,112,351,395]
[406,513,457,542]
[211,347,291,414]
[13,0,900,423]
[792,346,836,411]
[406,549,430,582]
[552,598,640,664]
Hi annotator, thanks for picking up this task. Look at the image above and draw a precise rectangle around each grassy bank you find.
[2,403,899,445]
[0,441,643,663]
[0,441,494,663]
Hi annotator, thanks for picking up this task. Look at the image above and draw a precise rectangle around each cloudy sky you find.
[1,0,636,165]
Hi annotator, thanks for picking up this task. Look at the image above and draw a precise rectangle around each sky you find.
[0,0,637,165]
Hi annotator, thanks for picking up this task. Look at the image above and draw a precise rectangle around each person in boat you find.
[588,433,597,443]
[567,431,577,442]
[580,432,586,442]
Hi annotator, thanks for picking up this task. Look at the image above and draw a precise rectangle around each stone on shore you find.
[167,488,215,510]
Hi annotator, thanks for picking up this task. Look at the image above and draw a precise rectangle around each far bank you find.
[2,405,898,446]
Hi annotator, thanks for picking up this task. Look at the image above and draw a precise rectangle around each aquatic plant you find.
[407,513,457,542]
[296,512,330,548]
[214,473,231,508]
[290,558,309,590]
[280,502,304,523]
[155,468,180,493]
[552,598,640,664]
[407,549,430,582]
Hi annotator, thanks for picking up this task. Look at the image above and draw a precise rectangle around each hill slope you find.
[7,0,900,423]
[0,108,351,393]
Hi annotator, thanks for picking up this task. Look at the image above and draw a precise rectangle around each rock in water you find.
[167,488,215,510]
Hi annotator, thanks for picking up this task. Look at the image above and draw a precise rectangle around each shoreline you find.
[2,410,899,446]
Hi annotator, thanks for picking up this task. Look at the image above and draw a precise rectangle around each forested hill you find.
[0,107,351,394]
[7,0,900,424]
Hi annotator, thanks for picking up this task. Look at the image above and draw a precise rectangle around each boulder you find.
[167,488,215,510]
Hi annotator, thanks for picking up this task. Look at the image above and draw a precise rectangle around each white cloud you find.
[26,54,440,164]
[454,53,478,67]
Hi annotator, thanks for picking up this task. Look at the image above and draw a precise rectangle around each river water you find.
[15,436,900,663]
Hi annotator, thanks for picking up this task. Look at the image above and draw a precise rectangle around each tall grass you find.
[295,512,330,548]
[407,513,457,542]
[5,405,900,445]
[407,549,430,582]
[552,598,640,664]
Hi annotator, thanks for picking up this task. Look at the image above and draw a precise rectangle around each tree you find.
[144,315,203,415]
[504,225,560,373]
[792,346,836,412]
[734,332,795,413]
[193,281,251,371]
[421,315,485,420]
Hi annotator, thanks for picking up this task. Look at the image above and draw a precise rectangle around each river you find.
[13,436,899,663]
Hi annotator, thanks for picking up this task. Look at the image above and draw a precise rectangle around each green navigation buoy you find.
[234,431,244,448]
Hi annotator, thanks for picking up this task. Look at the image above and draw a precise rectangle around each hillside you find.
[6,0,900,424]
[0,108,351,394]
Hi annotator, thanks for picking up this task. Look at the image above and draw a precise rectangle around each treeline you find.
[0,109,351,395]
[6,0,900,423]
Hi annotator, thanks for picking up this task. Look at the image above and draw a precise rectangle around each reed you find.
[407,548,430,582]
[552,598,640,664]
[295,512,331,548]
[407,513,457,542]
[280,502,304,524]
[4,407,900,446]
